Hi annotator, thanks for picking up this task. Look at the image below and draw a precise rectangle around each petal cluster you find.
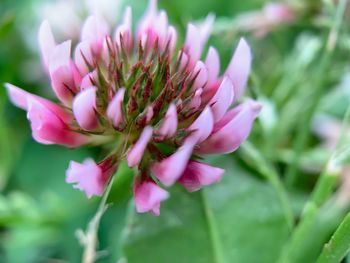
[6,0,260,215]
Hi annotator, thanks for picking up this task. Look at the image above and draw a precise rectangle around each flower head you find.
[6,0,260,215]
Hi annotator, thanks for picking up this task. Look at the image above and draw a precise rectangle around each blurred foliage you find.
[123,156,293,263]
[1,0,350,262]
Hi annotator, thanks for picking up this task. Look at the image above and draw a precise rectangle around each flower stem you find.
[201,189,225,263]
[277,167,339,263]
[79,132,131,263]
[80,174,116,263]
[316,211,350,263]
[284,55,331,187]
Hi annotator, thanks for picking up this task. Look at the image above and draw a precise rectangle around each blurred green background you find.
[1,0,350,262]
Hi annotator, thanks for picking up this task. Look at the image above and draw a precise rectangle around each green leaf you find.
[122,156,290,263]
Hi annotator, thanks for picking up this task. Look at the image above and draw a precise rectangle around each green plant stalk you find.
[272,62,304,108]
[120,194,137,256]
[316,211,350,263]
[278,109,349,262]
[303,204,346,263]
[284,0,347,187]
[81,174,116,263]
[240,142,294,230]
[278,205,316,263]
[312,93,350,263]
[278,169,339,263]
[201,189,225,263]
[310,171,339,208]
[303,89,350,219]
[279,93,350,262]
[278,1,348,259]
[79,137,130,263]
[284,53,331,187]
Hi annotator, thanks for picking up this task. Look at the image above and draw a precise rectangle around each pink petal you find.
[264,3,295,23]
[179,52,189,71]
[81,15,109,52]
[115,6,133,50]
[178,161,224,192]
[187,106,214,144]
[140,33,149,49]
[137,0,157,37]
[72,87,98,130]
[133,177,169,216]
[48,42,77,105]
[151,141,195,186]
[184,23,202,65]
[74,41,94,76]
[224,38,252,99]
[123,6,133,30]
[156,103,178,139]
[184,15,214,66]
[27,99,62,145]
[205,47,220,87]
[48,40,71,73]
[5,83,72,122]
[167,26,177,54]
[197,99,261,154]
[145,106,154,124]
[81,16,109,41]
[66,159,107,198]
[27,99,87,147]
[107,88,125,128]
[127,126,153,167]
[154,10,169,49]
[50,67,76,105]
[209,77,234,121]
[5,83,42,110]
[189,88,202,111]
[100,37,112,67]
[193,61,208,89]
[70,61,83,88]
[38,20,56,71]
[198,13,215,47]
[80,70,97,90]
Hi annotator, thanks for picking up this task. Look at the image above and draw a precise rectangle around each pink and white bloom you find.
[72,87,98,130]
[178,161,224,192]
[27,99,87,147]
[6,0,260,215]
[151,141,196,186]
[128,126,153,167]
[197,100,262,154]
[134,177,169,216]
[66,157,116,198]
[155,103,177,139]
[107,88,125,129]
